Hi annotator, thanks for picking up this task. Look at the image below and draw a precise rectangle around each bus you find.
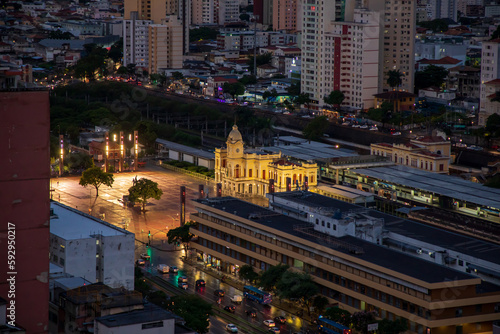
[242,286,272,304]
[317,316,351,334]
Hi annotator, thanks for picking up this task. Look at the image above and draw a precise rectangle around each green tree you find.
[295,93,311,110]
[275,271,319,314]
[168,295,213,333]
[189,27,219,42]
[108,38,123,63]
[287,82,301,96]
[79,166,114,196]
[116,66,128,75]
[73,45,108,80]
[324,90,345,110]
[324,307,351,327]
[387,69,405,112]
[414,65,448,92]
[148,291,169,308]
[486,113,500,134]
[418,19,449,33]
[378,318,408,334]
[351,311,377,334]
[303,116,329,142]
[239,264,259,284]
[247,52,273,73]
[172,71,184,81]
[258,264,289,291]
[223,82,245,99]
[66,152,94,171]
[49,30,74,39]
[239,75,257,86]
[128,176,163,211]
[240,13,250,21]
[312,295,329,315]
[167,221,196,256]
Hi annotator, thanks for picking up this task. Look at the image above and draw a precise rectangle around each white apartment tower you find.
[123,13,153,69]
[479,39,500,126]
[191,0,215,25]
[148,17,184,74]
[326,9,383,110]
[218,0,241,25]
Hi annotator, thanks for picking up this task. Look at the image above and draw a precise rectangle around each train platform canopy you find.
[354,165,500,210]
[262,137,358,161]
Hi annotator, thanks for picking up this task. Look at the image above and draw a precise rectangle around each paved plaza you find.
[51,164,216,246]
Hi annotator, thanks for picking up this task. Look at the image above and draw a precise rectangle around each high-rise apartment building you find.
[191,0,215,25]
[375,0,416,93]
[272,0,298,31]
[218,0,240,25]
[0,89,50,333]
[148,18,184,73]
[301,0,414,110]
[479,39,500,126]
[426,0,458,21]
[325,9,383,110]
[124,0,188,70]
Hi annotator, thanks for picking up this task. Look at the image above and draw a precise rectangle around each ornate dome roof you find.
[227,124,242,142]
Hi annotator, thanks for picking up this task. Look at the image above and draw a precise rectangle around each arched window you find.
[235,164,240,178]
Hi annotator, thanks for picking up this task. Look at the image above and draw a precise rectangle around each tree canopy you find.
[167,221,196,255]
[128,176,163,211]
[189,27,219,42]
[275,271,319,313]
[324,90,345,109]
[418,19,449,33]
[414,65,448,92]
[247,53,273,73]
[324,307,351,327]
[49,30,74,39]
[258,264,289,291]
[239,264,259,283]
[303,116,329,142]
[79,166,114,196]
[167,295,213,333]
[387,69,404,90]
[223,82,245,99]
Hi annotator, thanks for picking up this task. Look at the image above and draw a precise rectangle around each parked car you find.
[245,310,257,318]
[224,306,236,313]
[231,295,243,304]
[274,316,286,324]
[196,279,206,288]
[225,324,238,333]
[263,320,275,327]
[140,253,150,260]
[136,258,146,266]
[178,276,188,283]
[214,289,225,297]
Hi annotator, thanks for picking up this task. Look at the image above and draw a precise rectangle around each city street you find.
[51,164,316,334]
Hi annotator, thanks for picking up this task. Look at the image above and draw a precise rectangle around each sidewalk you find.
[181,257,316,332]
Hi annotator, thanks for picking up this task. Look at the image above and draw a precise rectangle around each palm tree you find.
[387,70,405,114]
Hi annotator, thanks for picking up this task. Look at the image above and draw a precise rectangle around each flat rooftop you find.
[50,202,132,240]
[194,197,481,284]
[353,165,500,210]
[96,303,177,327]
[156,138,214,160]
[263,137,358,161]
[269,191,500,267]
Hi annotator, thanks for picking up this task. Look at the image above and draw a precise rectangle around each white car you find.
[140,253,151,260]
[170,266,178,273]
[226,324,238,333]
[263,320,276,327]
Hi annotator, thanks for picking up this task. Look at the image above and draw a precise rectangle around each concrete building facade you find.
[50,203,135,290]
[0,89,50,333]
[189,195,500,334]
[480,39,500,126]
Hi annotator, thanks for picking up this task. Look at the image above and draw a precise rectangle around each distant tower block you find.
[269,179,275,194]
[180,186,186,226]
[286,177,291,192]
[304,176,309,191]
[216,183,222,197]
[198,184,205,199]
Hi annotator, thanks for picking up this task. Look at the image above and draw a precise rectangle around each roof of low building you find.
[417,56,461,65]
[96,303,177,328]
[373,91,416,99]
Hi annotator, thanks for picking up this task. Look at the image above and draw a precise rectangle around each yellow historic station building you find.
[214,125,318,197]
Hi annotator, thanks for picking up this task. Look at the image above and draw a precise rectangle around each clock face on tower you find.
[236,148,240,153]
